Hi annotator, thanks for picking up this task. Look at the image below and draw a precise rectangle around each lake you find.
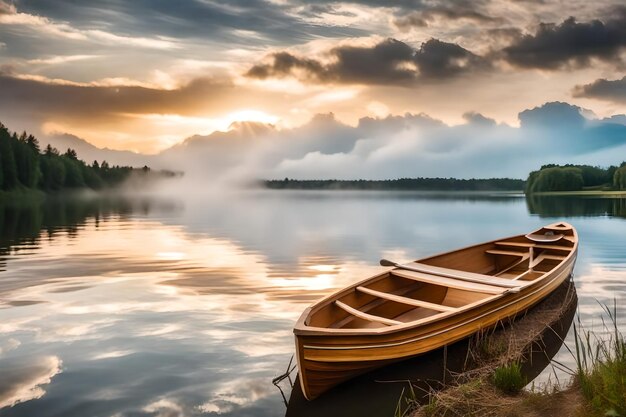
[0,190,625,417]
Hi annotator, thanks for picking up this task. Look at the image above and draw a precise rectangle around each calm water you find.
[0,191,625,416]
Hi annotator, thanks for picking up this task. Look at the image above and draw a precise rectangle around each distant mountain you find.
[44,133,155,168]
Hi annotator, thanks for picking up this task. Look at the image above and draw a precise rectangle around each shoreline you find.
[0,188,46,202]
[527,190,626,196]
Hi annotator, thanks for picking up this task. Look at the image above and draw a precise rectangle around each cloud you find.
[414,39,488,78]
[0,72,285,153]
[246,38,488,85]
[8,0,364,46]
[502,14,626,69]
[518,101,586,129]
[394,4,503,30]
[0,73,235,119]
[0,0,16,15]
[573,76,626,104]
[156,102,626,184]
[0,2,178,49]
[463,111,497,126]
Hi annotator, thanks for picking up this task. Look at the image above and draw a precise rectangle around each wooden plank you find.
[392,269,507,295]
[495,253,530,276]
[407,262,522,289]
[537,254,566,261]
[495,241,572,251]
[512,270,533,281]
[485,249,526,257]
[356,286,455,312]
[330,282,425,329]
[334,300,402,326]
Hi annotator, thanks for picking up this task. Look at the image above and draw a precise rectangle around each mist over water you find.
[0,190,625,416]
[61,103,626,188]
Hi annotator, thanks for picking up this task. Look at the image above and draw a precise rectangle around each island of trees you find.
[0,122,162,193]
[526,163,626,193]
[264,177,525,191]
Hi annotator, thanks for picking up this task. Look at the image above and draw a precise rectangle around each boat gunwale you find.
[294,222,578,337]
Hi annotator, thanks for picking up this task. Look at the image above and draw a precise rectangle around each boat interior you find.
[305,223,576,330]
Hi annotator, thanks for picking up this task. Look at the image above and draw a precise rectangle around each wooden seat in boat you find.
[392,269,510,295]
[356,286,455,312]
[406,262,523,289]
[334,300,402,326]
[485,249,527,257]
[494,241,572,252]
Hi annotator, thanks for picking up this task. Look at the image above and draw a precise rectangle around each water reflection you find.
[0,190,624,417]
[0,356,62,408]
[526,194,626,218]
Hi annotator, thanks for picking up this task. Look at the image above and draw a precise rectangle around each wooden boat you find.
[293,222,578,400]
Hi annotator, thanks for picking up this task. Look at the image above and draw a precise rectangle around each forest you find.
[264,177,525,191]
[0,122,149,192]
[526,163,626,193]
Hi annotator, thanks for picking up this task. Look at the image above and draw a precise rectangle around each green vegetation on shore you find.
[411,301,625,417]
[0,121,152,194]
[263,163,626,195]
[263,178,525,191]
[526,163,626,193]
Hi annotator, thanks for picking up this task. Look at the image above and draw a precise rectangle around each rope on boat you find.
[273,355,297,407]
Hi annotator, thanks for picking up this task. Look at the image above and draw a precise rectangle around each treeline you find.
[264,177,525,191]
[0,122,149,192]
[526,163,626,193]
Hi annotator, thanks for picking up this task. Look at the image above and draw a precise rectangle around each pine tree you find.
[0,126,18,190]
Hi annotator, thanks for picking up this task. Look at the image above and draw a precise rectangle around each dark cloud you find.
[328,38,419,84]
[297,4,358,19]
[0,74,235,119]
[246,38,488,85]
[10,0,366,47]
[245,52,327,81]
[519,102,585,129]
[414,39,488,78]
[503,14,626,69]
[463,111,497,126]
[573,76,626,104]
[395,7,503,30]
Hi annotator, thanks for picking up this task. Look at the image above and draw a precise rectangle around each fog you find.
[42,100,626,192]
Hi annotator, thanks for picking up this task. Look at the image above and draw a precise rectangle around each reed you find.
[394,381,417,417]
[572,301,626,416]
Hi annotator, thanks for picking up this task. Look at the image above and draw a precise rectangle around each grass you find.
[394,382,417,417]
[493,362,526,395]
[573,302,626,416]
[410,290,625,417]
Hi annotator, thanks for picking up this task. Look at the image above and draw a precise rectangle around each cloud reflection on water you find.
[0,356,62,409]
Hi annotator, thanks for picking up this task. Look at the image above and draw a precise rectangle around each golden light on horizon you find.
[223,109,279,126]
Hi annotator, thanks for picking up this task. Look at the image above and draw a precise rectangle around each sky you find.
[0,0,625,179]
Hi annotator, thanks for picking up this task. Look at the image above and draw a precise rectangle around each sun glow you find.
[224,109,279,126]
